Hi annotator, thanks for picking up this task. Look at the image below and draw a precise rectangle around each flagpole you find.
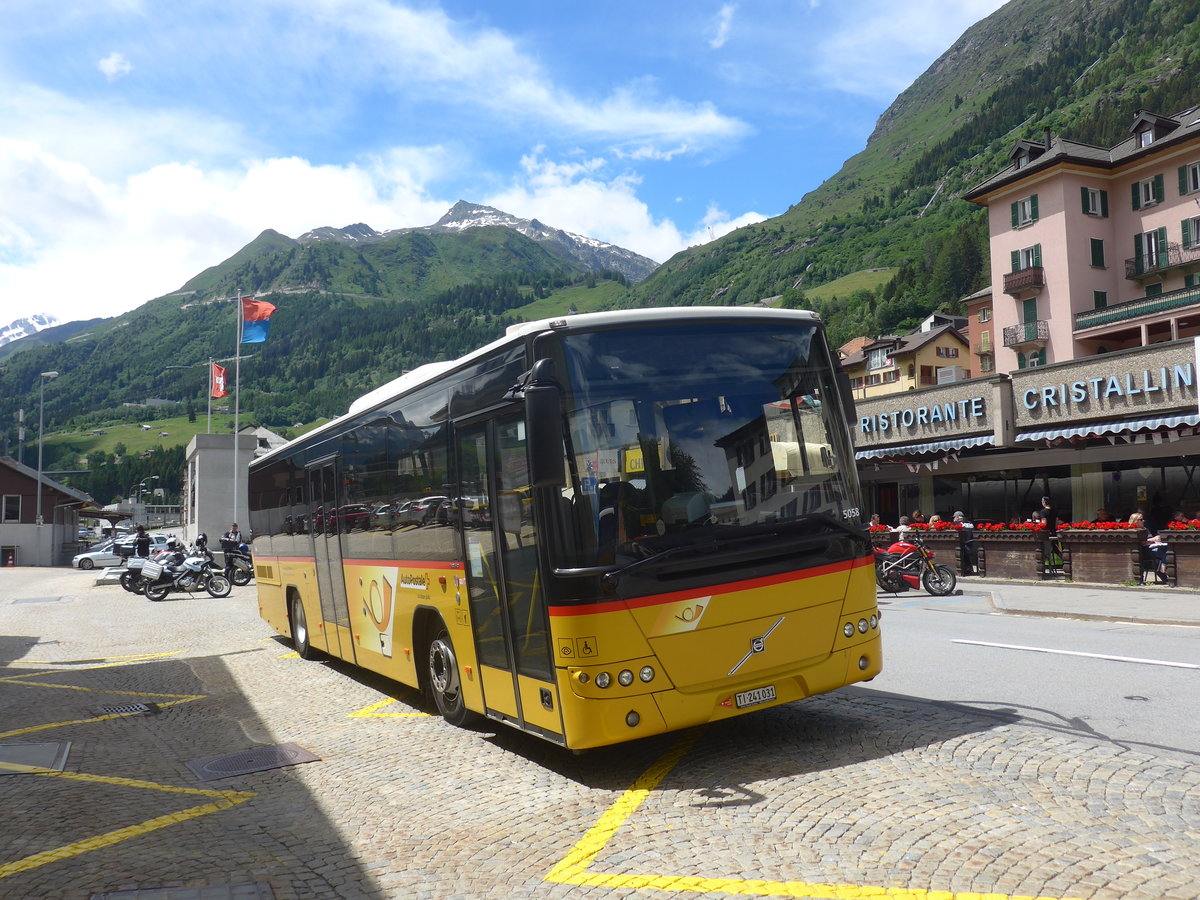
[207,356,213,434]
[234,293,242,532]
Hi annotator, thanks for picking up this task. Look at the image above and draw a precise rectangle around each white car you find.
[73,534,170,569]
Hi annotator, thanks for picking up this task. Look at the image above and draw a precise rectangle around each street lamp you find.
[36,371,59,527]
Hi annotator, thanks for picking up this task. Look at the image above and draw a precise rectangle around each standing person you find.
[223,522,243,543]
[133,524,151,558]
[952,510,977,574]
[1040,496,1058,534]
[1041,496,1061,574]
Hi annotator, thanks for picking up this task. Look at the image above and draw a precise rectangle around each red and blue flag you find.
[241,297,277,344]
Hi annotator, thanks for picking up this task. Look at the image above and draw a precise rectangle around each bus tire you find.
[291,595,318,660]
[427,626,476,728]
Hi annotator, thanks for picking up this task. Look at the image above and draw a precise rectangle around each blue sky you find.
[0,0,1009,326]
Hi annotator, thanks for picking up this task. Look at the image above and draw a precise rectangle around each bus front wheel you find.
[427,627,474,727]
[291,596,318,660]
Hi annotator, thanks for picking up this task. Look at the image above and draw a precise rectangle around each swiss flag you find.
[211,363,228,399]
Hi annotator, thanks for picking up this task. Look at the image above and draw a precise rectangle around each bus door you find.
[457,415,562,741]
[306,459,356,663]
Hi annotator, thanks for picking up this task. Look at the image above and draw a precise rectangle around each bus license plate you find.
[735,685,776,709]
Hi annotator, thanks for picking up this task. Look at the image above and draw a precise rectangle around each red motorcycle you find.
[874,533,957,596]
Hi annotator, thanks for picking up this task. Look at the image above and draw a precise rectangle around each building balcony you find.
[1074,284,1200,330]
[1002,266,1045,295]
[1003,319,1050,349]
[1124,242,1200,280]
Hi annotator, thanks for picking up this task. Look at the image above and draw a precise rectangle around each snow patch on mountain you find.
[0,313,59,348]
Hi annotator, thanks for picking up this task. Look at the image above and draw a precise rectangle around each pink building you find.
[853,105,1200,535]
[965,108,1200,369]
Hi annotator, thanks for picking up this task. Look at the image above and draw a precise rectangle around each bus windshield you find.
[550,318,862,571]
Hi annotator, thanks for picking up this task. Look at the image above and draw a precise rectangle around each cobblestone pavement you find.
[1,567,1198,900]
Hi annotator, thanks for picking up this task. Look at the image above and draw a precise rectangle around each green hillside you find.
[631,0,1200,347]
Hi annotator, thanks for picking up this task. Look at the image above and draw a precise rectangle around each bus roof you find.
[254,305,820,467]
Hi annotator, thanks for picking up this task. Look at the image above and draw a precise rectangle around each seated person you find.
[1093,508,1113,524]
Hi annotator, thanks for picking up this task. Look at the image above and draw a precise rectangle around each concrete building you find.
[182,427,288,543]
[855,104,1200,527]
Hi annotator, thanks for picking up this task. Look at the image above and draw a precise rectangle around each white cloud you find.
[0,141,455,324]
[813,0,1011,100]
[710,4,736,49]
[97,51,133,81]
[484,149,766,265]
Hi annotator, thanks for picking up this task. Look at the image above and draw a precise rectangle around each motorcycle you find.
[874,533,957,596]
[221,538,254,586]
[141,543,232,601]
[120,545,176,595]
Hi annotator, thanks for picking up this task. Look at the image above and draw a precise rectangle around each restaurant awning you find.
[855,434,996,460]
[1015,413,1200,443]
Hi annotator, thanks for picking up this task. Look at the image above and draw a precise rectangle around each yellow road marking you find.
[0,763,255,880]
[545,731,1087,900]
[279,651,300,658]
[0,697,202,740]
[348,698,429,718]
[5,652,182,669]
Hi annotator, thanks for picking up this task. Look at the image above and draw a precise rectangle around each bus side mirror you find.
[526,359,566,489]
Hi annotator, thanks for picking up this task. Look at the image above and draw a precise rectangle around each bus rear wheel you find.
[427,627,476,728]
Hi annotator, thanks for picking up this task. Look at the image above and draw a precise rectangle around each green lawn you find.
[513,280,629,320]
[44,413,241,463]
[804,268,898,301]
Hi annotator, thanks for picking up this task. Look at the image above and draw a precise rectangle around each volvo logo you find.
[728,617,784,675]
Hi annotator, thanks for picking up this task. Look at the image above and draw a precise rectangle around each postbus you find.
[247,306,880,749]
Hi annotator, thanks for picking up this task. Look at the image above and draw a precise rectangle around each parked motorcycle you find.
[874,533,957,596]
[221,538,254,586]
[142,540,232,601]
[120,545,176,595]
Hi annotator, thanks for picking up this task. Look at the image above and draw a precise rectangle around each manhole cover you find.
[100,703,158,715]
[186,743,319,781]
[90,881,275,899]
[12,596,63,604]
[0,741,71,774]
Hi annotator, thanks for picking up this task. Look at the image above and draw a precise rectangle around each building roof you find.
[840,323,968,369]
[965,104,1200,202]
[0,456,92,504]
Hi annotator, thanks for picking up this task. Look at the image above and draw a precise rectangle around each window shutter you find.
[1184,218,1193,248]
[1010,249,1020,272]
[1100,190,1108,217]
[1158,226,1168,254]
[1030,194,1038,221]
[1182,166,1190,195]
[1154,174,1164,203]
[1134,234,1144,273]
[1132,183,1142,210]
[1187,274,1198,289]
[1033,243,1042,267]
[1011,202,1019,228]
[1090,238,1104,268]
[1081,186,1089,213]
[1017,354,1027,370]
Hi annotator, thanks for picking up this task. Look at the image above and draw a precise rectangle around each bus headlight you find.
[869,614,878,630]
[858,618,869,634]
[626,711,640,727]
[595,672,612,689]
[617,669,634,687]
[858,656,870,670]
[639,666,655,683]
[843,622,855,638]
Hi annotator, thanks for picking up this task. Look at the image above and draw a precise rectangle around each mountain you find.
[628,0,1200,347]
[0,317,109,362]
[0,314,59,349]
[297,201,659,283]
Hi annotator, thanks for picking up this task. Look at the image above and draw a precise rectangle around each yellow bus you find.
[248,307,880,749]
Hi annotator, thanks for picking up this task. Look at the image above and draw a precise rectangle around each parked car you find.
[72,533,170,569]
[405,495,448,525]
